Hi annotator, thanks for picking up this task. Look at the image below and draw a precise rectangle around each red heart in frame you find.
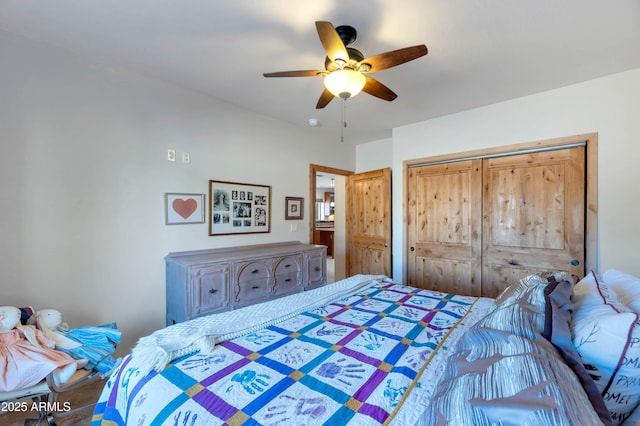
[172,198,197,219]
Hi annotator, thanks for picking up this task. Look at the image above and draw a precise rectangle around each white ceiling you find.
[2,1,640,145]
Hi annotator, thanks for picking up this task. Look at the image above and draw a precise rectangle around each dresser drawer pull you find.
[314,267,321,272]
[285,264,291,268]
[208,289,218,294]
[252,269,260,274]
[252,285,260,289]
[285,278,292,282]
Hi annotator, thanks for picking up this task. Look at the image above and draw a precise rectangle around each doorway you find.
[309,164,353,283]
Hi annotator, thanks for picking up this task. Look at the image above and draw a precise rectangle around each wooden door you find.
[346,168,392,276]
[407,160,483,295]
[482,147,585,297]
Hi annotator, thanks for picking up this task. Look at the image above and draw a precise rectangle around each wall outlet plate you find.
[167,149,176,162]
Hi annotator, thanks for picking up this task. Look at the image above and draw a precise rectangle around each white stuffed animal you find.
[32,309,82,350]
[0,306,79,391]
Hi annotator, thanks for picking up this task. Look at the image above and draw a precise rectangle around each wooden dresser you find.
[165,241,327,325]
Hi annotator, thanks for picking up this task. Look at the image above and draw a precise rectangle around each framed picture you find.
[209,180,271,236]
[165,193,205,225]
[285,197,304,220]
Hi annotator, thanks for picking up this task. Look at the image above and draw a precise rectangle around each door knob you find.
[410,246,415,252]
[571,259,580,267]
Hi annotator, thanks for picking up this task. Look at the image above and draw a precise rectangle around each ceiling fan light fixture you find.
[264,21,427,109]
[323,69,366,100]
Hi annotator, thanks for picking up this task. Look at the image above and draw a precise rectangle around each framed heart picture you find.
[165,193,205,225]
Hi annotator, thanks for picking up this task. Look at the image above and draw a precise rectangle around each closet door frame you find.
[402,133,598,285]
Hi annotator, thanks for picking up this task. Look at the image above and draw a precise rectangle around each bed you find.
[91,271,640,425]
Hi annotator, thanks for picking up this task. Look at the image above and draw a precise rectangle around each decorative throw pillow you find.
[602,269,640,313]
[494,271,571,310]
[490,271,571,332]
[622,406,640,425]
[423,273,609,426]
[571,271,640,425]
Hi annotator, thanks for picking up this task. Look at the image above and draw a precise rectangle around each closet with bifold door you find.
[406,144,586,298]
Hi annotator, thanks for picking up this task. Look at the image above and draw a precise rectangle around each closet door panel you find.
[482,148,585,297]
[415,259,474,296]
[407,160,482,295]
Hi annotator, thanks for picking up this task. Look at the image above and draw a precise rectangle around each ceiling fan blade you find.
[315,21,349,64]
[360,45,428,73]
[316,88,335,109]
[263,70,324,78]
[362,76,397,101]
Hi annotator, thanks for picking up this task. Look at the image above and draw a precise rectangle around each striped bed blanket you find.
[92,275,493,425]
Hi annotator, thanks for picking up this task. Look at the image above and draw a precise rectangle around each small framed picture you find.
[165,193,205,225]
[285,197,304,220]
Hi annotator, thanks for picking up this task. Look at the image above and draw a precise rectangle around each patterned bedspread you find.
[92,277,493,425]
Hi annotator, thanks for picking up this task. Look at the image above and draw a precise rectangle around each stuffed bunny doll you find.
[32,308,120,377]
[33,309,83,350]
[0,306,79,391]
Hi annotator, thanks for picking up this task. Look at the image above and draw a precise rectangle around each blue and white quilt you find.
[92,276,492,425]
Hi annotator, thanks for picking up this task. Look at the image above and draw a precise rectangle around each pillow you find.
[424,273,609,426]
[490,271,572,333]
[571,271,640,425]
[494,271,571,311]
[602,269,640,313]
[622,406,640,425]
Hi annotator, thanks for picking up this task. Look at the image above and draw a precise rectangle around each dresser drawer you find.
[235,278,271,307]
[235,261,272,307]
[189,264,230,319]
[237,261,271,282]
[273,271,301,296]
[274,255,302,275]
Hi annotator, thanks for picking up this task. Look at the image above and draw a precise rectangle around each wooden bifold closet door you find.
[407,147,585,298]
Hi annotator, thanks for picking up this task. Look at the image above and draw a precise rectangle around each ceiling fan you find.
[263,21,428,109]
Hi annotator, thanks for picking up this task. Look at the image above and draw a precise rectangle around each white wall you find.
[355,138,393,172]
[0,32,355,352]
[357,68,640,283]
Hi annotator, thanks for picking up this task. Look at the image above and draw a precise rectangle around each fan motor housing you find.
[335,25,357,46]
[324,47,365,72]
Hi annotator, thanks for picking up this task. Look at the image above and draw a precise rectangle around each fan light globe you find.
[324,69,366,99]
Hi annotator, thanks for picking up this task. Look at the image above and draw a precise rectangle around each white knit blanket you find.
[129,274,388,376]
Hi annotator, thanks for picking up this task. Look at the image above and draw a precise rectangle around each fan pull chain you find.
[340,99,347,143]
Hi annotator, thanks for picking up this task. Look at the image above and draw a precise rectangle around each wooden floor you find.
[1,378,107,426]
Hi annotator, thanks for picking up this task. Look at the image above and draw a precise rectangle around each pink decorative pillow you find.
[571,271,640,425]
